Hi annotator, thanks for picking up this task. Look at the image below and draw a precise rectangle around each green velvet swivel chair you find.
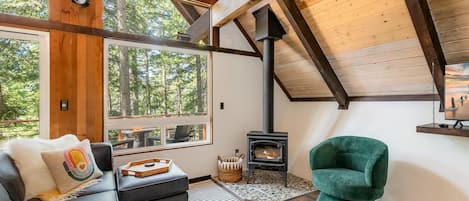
[310,136,388,201]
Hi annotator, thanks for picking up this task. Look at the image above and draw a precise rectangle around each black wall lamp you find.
[72,0,90,8]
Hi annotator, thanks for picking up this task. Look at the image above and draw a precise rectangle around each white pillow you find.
[4,134,80,200]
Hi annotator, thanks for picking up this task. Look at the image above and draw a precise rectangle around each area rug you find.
[213,170,316,201]
[189,180,241,201]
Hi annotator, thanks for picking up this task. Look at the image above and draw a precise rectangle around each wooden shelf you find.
[417,123,469,137]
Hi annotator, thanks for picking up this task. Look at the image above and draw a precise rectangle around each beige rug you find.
[213,170,316,201]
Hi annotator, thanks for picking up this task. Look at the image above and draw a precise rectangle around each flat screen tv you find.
[445,63,469,120]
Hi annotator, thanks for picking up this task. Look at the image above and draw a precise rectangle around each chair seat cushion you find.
[313,168,383,201]
[78,171,115,196]
[71,190,118,201]
[117,164,188,201]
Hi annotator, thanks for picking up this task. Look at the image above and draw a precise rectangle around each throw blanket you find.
[37,179,101,201]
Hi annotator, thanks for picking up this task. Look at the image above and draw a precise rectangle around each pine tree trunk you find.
[195,56,204,140]
[196,55,203,114]
[117,0,131,117]
[162,65,168,116]
[0,83,4,119]
[131,53,139,115]
[145,51,151,115]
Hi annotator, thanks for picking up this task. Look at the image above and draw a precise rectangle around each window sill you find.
[113,141,212,157]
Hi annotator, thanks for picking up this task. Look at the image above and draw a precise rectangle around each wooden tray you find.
[121,158,172,178]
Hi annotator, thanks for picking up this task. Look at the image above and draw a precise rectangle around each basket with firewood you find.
[217,154,244,183]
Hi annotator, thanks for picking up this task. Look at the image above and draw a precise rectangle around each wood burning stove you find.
[247,131,288,186]
[246,5,288,187]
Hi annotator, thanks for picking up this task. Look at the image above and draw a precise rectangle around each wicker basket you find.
[217,154,244,183]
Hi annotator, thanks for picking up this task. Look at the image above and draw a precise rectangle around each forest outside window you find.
[104,0,211,44]
[0,26,50,146]
[0,0,48,20]
[104,39,211,153]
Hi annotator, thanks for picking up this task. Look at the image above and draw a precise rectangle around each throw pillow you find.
[4,134,80,200]
[41,140,103,194]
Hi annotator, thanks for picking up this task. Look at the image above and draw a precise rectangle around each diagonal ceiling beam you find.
[171,0,200,24]
[233,18,293,100]
[277,0,349,109]
[405,0,446,112]
[186,10,210,43]
[181,0,218,7]
[212,0,261,27]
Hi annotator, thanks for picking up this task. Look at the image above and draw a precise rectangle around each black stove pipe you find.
[263,39,275,134]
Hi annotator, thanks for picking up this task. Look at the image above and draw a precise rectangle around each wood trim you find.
[405,0,446,112]
[212,26,220,47]
[0,13,259,57]
[291,94,439,102]
[277,0,349,109]
[233,18,293,100]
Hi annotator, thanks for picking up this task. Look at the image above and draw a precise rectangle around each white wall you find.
[274,99,469,201]
[114,22,265,178]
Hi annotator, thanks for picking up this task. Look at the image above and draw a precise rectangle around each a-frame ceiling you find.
[235,0,469,100]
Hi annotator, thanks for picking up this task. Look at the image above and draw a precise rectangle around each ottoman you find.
[117,163,189,201]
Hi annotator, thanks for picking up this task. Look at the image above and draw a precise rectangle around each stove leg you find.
[283,171,288,187]
[247,167,253,184]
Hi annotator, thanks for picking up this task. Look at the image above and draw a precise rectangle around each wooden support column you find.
[277,0,349,109]
[49,0,103,142]
[406,0,446,112]
[233,18,292,100]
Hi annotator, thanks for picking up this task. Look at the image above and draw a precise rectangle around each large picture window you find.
[103,0,210,44]
[0,26,50,145]
[104,39,211,153]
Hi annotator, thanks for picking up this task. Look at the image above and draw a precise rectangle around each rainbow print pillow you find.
[41,140,103,194]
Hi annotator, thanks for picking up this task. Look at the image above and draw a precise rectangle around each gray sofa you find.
[0,143,188,201]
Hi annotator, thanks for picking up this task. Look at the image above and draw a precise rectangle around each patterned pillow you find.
[41,140,103,194]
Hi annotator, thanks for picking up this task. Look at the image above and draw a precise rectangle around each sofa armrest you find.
[91,143,113,172]
[309,142,337,170]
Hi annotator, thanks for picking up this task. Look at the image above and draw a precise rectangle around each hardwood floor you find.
[288,191,319,201]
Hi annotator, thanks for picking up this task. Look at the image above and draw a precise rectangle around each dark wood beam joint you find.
[277,0,349,109]
[405,0,446,112]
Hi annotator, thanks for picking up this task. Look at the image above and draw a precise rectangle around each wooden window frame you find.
[0,26,50,141]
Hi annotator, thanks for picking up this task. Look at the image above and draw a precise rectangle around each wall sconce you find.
[72,0,90,8]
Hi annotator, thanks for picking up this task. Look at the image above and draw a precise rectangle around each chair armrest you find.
[364,147,388,188]
[309,142,337,170]
[91,143,114,172]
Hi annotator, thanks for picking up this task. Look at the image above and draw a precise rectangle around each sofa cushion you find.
[313,168,383,201]
[77,171,115,196]
[0,153,24,201]
[71,190,118,201]
[117,164,188,201]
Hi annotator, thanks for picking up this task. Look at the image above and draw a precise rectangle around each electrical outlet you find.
[235,149,239,154]
[220,102,224,110]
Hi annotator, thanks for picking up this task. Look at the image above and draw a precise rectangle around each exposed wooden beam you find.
[277,0,349,109]
[211,26,220,47]
[171,0,200,24]
[212,0,261,27]
[233,18,292,100]
[291,94,439,102]
[181,0,218,7]
[405,0,446,112]
[0,13,259,58]
[187,10,210,43]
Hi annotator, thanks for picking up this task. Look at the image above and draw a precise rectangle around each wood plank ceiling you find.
[236,0,460,99]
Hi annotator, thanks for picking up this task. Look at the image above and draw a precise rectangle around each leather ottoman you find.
[117,164,189,201]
